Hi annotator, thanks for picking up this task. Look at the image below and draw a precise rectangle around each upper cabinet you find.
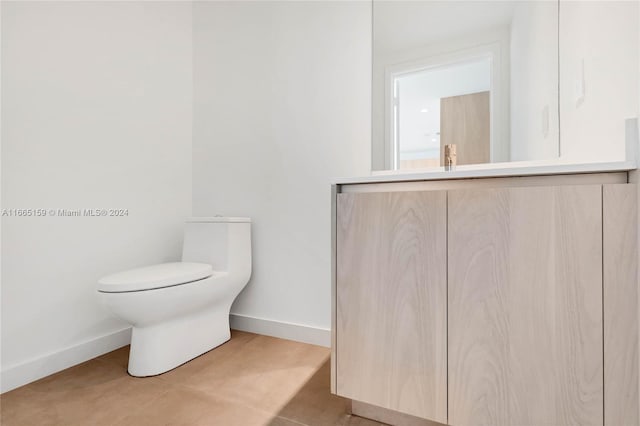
[559,1,639,163]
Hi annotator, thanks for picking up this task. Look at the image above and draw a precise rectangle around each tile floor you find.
[0,331,385,426]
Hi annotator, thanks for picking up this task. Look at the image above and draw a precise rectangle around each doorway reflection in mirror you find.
[373,1,560,171]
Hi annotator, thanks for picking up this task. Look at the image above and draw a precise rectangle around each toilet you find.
[97,217,251,377]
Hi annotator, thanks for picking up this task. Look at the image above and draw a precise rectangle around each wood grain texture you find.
[336,191,447,423]
[440,91,490,166]
[603,184,639,426]
[448,185,603,426]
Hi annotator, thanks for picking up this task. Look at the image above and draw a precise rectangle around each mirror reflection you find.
[373,1,560,170]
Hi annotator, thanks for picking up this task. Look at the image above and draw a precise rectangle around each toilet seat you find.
[98,262,214,293]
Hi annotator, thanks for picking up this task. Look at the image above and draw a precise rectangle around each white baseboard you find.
[1,315,329,393]
[230,313,330,348]
[1,327,131,394]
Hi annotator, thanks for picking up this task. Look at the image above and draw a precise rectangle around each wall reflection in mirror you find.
[372,1,639,171]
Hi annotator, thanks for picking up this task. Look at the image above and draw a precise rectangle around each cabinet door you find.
[448,185,603,426]
[603,184,638,426]
[336,191,447,423]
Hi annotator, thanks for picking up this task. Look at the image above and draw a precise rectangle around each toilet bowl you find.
[97,217,251,377]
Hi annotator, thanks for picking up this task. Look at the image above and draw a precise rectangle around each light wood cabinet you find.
[603,185,639,426]
[333,177,638,426]
[336,191,447,423]
[448,185,603,426]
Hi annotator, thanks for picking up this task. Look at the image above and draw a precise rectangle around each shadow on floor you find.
[267,359,385,426]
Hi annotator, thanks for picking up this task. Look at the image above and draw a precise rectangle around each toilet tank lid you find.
[186,217,251,223]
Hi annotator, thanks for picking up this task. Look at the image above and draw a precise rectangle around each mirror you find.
[372,0,638,171]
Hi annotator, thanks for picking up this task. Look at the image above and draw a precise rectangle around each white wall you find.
[509,1,559,161]
[192,1,370,332]
[559,0,638,163]
[1,1,192,390]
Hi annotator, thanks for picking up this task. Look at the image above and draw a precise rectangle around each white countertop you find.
[334,159,637,185]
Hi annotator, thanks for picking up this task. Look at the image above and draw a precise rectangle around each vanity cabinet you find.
[336,191,447,423]
[448,185,603,426]
[333,177,638,426]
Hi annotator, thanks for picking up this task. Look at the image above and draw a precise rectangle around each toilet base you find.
[127,306,231,377]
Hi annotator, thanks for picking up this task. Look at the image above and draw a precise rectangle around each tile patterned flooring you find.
[0,331,385,426]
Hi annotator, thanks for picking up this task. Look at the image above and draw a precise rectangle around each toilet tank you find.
[181,217,251,273]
